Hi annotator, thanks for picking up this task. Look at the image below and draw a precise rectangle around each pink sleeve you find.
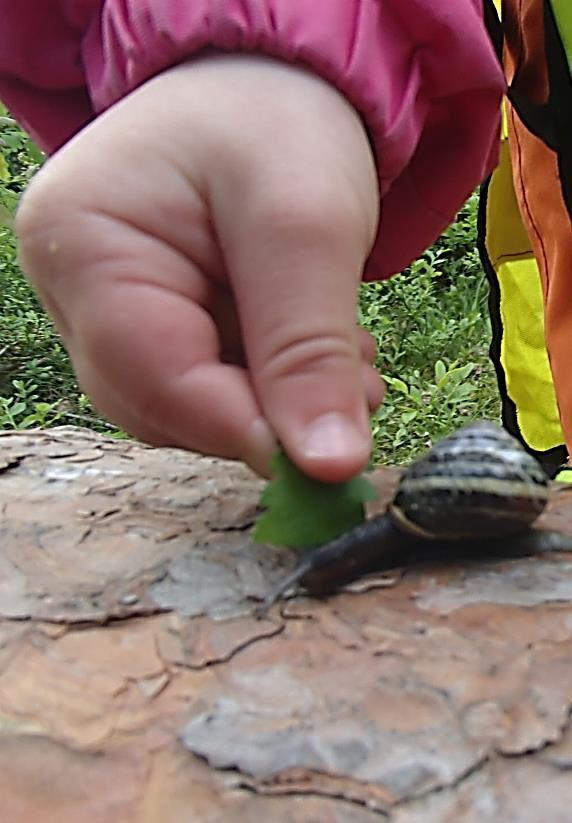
[0,0,505,278]
[0,2,100,155]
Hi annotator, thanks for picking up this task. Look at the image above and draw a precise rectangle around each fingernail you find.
[242,417,278,478]
[302,412,368,461]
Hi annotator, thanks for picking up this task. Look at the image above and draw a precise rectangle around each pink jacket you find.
[0,0,504,278]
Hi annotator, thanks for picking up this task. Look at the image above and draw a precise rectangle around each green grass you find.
[0,112,500,463]
[360,192,499,464]
[0,108,118,434]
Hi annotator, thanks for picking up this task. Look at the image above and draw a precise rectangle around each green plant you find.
[0,379,64,429]
[254,451,377,547]
[0,110,123,435]
[0,102,43,227]
[372,359,493,462]
[359,192,498,464]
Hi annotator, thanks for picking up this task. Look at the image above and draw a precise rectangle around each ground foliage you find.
[0,111,499,463]
[360,192,499,464]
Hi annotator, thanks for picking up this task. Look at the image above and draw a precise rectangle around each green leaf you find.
[383,375,409,395]
[434,359,447,385]
[8,401,26,416]
[0,152,10,183]
[0,185,18,212]
[0,202,14,229]
[448,363,475,382]
[253,451,377,548]
[1,132,24,151]
[22,137,45,166]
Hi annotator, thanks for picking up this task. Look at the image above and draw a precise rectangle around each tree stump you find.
[1,427,572,822]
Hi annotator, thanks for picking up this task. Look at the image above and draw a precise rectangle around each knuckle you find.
[16,177,61,256]
[15,194,43,245]
[260,330,358,382]
[15,171,80,290]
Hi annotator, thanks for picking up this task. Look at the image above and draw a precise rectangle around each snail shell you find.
[390,421,550,539]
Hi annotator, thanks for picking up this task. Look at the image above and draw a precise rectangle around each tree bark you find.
[1,427,572,822]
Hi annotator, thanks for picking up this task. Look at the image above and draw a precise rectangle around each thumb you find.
[213,155,380,483]
[237,225,377,483]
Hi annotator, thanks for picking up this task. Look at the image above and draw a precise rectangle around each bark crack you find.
[0,456,23,475]
[213,763,393,817]
[237,778,391,818]
[390,753,491,814]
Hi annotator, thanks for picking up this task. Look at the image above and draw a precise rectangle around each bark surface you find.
[1,427,572,822]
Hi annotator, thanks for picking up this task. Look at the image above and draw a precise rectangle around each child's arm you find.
[1,2,505,481]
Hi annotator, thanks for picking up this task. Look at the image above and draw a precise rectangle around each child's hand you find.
[16,56,383,481]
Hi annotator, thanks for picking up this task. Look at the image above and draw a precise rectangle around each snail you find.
[263,421,572,607]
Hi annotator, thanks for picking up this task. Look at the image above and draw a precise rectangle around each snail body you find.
[264,421,568,605]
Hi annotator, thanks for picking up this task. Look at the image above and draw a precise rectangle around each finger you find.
[204,61,380,481]
[71,280,280,477]
[357,327,378,365]
[205,310,384,412]
[364,364,385,413]
[211,291,379,372]
[216,187,379,482]
[18,204,279,477]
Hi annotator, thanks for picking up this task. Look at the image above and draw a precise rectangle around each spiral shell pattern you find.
[391,421,550,539]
